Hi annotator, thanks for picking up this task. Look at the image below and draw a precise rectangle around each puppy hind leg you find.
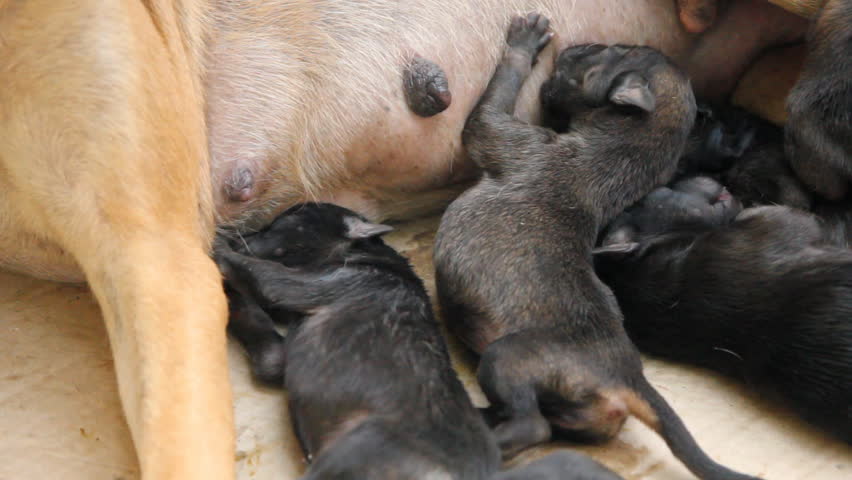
[477,345,551,459]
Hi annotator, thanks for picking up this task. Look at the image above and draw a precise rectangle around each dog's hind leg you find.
[0,1,234,479]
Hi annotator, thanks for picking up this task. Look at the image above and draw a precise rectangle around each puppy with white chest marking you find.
[434,12,758,480]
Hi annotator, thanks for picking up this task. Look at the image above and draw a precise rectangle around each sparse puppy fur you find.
[216,202,620,480]
[785,0,852,200]
[595,179,852,444]
[435,13,758,480]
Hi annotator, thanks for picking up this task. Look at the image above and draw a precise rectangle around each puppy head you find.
[617,176,741,240]
[540,44,689,122]
[234,202,393,265]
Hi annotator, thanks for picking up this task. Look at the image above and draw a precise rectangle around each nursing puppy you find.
[217,202,622,480]
[216,203,499,480]
[434,12,758,480]
[595,178,852,444]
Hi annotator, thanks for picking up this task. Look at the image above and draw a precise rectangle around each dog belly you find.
[205,0,806,229]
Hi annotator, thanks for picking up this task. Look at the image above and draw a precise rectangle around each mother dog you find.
[0,0,825,478]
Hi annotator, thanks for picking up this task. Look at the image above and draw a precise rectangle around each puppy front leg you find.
[476,13,553,114]
[216,250,345,311]
[463,13,555,176]
[226,286,288,386]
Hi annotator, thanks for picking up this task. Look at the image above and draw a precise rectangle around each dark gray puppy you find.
[217,201,624,480]
[785,0,852,200]
[434,11,758,480]
[595,180,852,444]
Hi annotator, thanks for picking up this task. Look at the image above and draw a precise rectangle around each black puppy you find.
[217,202,623,480]
[785,0,852,200]
[434,12,757,480]
[595,179,852,444]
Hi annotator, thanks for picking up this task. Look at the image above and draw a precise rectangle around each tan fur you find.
[622,390,661,431]
[733,43,807,125]
[0,1,232,479]
[769,0,826,18]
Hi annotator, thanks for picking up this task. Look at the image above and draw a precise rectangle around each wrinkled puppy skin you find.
[785,0,852,200]
[434,12,760,480]
[595,183,852,444]
[216,202,607,480]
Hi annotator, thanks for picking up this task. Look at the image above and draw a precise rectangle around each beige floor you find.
[1,215,850,480]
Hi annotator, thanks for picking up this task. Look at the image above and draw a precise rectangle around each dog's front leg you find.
[0,2,235,478]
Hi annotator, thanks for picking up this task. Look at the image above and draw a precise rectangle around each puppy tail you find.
[626,377,763,480]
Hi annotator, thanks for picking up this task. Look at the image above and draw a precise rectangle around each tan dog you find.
[0,1,815,478]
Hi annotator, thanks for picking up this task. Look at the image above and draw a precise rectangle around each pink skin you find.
[204,0,806,228]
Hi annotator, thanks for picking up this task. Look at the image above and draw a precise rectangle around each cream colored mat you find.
[1,215,849,480]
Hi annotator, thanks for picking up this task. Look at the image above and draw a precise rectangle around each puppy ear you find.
[601,223,637,246]
[591,242,640,257]
[593,223,640,258]
[344,216,394,239]
[608,72,655,112]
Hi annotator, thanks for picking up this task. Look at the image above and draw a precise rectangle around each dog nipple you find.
[402,54,452,117]
[224,167,255,203]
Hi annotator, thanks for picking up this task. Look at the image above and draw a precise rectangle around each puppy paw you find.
[506,13,553,59]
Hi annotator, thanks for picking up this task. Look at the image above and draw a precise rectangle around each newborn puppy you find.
[435,13,757,480]
[217,202,620,480]
[595,180,852,444]
[216,203,499,479]
[599,176,742,245]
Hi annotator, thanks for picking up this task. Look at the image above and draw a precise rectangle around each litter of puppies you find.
[216,7,851,479]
